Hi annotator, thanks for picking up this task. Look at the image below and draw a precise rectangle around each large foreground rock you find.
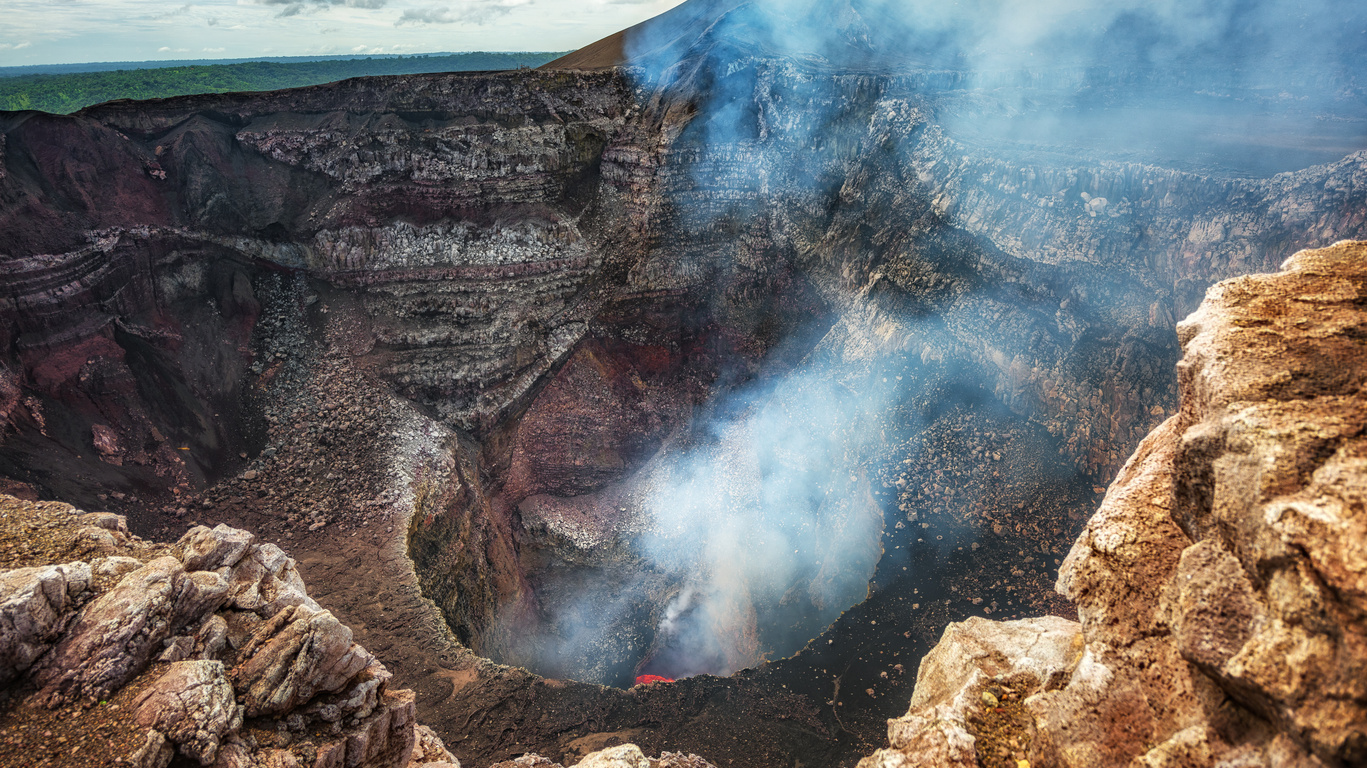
[866,241,1367,767]
[31,555,230,705]
[0,562,91,685]
[134,659,241,764]
[0,505,455,768]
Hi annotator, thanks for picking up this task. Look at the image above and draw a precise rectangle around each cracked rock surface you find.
[866,240,1367,768]
[0,498,448,768]
[0,495,718,768]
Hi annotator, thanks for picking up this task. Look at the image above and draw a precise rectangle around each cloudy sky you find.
[0,0,686,66]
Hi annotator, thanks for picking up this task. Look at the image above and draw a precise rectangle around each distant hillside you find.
[0,52,472,78]
[0,52,567,114]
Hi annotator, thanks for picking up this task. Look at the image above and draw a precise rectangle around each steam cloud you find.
[626,0,1367,174]
[503,0,1366,685]
[627,0,1367,89]
[633,368,898,678]
[615,0,1366,680]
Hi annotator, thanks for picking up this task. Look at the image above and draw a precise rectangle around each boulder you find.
[31,556,230,706]
[908,616,1081,710]
[93,555,143,579]
[406,724,460,767]
[134,659,242,764]
[859,617,1082,768]
[230,604,375,717]
[869,242,1367,766]
[574,745,650,768]
[176,524,255,572]
[130,729,175,768]
[226,543,321,617]
[0,561,91,684]
[341,688,418,768]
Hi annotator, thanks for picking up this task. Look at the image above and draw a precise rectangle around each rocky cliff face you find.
[1,40,1365,768]
[863,240,1367,768]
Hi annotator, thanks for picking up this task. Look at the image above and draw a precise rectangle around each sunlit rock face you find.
[1,2,1366,763]
[869,241,1367,768]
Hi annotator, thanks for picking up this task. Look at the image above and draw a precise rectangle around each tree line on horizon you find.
[0,52,566,114]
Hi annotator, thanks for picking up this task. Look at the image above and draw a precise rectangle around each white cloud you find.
[396,0,529,26]
[257,0,390,16]
[0,0,688,66]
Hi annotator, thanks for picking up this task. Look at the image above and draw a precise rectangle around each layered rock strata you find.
[864,240,1367,767]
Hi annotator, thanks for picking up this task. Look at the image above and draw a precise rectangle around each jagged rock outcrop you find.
[0,495,449,768]
[867,240,1367,767]
[133,660,240,763]
[488,745,716,768]
[0,561,91,685]
[30,554,231,707]
[0,493,720,768]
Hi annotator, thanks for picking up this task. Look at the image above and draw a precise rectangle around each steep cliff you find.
[864,240,1367,768]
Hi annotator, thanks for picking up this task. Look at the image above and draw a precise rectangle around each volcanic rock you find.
[130,728,176,768]
[2,9,1367,767]
[574,745,650,768]
[407,724,461,767]
[0,496,454,768]
[31,555,230,706]
[224,541,321,617]
[0,561,90,685]
[133,659,241,764]
[872,240,1367,766]
[176,524,255,572]
[91,423,125,464]
[230,605,375,718]
[486,745,717,768]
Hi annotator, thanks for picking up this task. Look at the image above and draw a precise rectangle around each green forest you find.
[0,52,566,114]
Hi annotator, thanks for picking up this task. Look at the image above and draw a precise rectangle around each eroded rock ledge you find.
[865,240,1367,768]
[0,495,714,768]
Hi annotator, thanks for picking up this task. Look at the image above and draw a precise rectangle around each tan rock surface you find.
[177,524,256,572]
[133,659,241,764]
[0,497,455,768]
[231,603,376,718]
[31,556,230,706]
[866,241,1367,767]
[0,562,90,685]
[406,724,461,767]
[486,745,717,768]
[573,744,651,768]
